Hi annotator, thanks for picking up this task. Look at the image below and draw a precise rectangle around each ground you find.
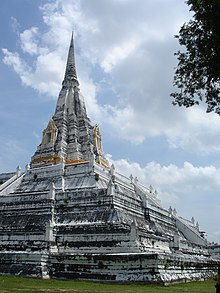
[0,276,216,293]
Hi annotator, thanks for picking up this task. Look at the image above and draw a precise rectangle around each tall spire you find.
[64,32,78,82]
[30,33,109,169]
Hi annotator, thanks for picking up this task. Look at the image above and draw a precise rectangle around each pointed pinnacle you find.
[64,33,78,81]
[71,31,74,46]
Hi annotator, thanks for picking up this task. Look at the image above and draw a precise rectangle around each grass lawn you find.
[0,276,217,293]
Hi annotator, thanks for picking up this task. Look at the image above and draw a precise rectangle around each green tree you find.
[171,0,220,114]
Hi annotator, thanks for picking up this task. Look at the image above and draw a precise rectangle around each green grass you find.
[0,275,216,293]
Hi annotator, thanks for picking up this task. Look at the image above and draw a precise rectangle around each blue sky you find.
[0,0,220,243]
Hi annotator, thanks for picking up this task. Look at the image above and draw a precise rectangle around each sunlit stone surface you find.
[0,34,218,284]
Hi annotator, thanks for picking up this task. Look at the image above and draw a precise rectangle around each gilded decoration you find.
[41,119,58,146]
[65,159,87,165]
[31,154,61,164]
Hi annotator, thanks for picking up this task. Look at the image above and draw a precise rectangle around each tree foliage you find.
[171,0,220,114]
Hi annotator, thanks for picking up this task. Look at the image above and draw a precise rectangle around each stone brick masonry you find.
[0,34,218,284]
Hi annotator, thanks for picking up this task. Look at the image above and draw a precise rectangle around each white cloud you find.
[20,27,39,55]
[2,0,220,155]
[2,48,32,84]
[110,158,220,199]
[2,48,62,96]
[101,37,141,73]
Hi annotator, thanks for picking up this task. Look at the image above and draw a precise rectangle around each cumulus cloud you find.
[20,27,39,55]
[2,0,220,154]
[109,157,220,201]
[2,48,63,96]
[2,48,32,83]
